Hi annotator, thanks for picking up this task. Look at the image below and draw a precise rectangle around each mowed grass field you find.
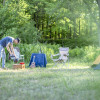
[0,63,100,100]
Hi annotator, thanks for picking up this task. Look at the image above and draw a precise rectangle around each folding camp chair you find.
[14,47,24,62]
[51,47,69,67]
[9,47,24,62]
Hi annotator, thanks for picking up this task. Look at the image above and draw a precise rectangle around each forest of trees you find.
[0,0,100,47]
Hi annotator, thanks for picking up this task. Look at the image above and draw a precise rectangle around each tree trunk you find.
[86,25,88,34]
[79,20,80,35]
[46,19,48,29]
[50,26,52,39]
[3,0,5,5]
[42,20,44,31]
[0,0,6,38]
[34,13,36,27]
[96,0,100,46]
[70,27,71,39]
[55,31,57,40]
[58,29,60,39]
[90,22,92,34]
[74,27,76,38]
[36,15,39,29]
[73,20,76,39]
[61,30,63,39]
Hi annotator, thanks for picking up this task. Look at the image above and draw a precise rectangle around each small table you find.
[29,53,47,67]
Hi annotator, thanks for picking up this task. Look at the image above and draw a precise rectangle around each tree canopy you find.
[0,0,100,46]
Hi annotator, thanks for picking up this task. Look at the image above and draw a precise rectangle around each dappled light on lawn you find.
[0,62,100,100]
[0,64,99,100]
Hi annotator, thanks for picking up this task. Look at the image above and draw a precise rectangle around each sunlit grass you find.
[0,61,100,100]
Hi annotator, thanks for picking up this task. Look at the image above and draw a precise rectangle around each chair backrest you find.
[59,47,69,62]
[59,47,69,56]
[14,47,20,59]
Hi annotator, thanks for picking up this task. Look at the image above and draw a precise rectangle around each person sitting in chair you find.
[0,36,20,69]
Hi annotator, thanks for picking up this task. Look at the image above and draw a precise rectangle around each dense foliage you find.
[5,43,100,63]
[0,0,100,47]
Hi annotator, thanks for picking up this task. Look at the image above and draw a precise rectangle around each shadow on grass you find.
[0,58,93,72]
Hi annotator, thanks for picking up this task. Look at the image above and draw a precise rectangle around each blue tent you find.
[92,55,100,70]
[93,63,100,70]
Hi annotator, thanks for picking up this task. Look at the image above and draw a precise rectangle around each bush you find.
[8,43,100,64]
[69,46,100,63]
[17,43,60,63]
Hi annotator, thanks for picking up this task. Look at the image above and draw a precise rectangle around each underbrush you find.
[6,43,100,65]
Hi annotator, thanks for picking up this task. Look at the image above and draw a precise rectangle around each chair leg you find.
[57,61,64,67]
[68,57,69,67]
[23,58,24,62]
[53,62,57,67]
[52,60,69,67]
[23,56,24,62]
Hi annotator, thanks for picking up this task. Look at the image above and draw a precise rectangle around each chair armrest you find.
[51,53,60,60]
[20,55,24,57]
[52,53,60,56]
[63,53,69,56]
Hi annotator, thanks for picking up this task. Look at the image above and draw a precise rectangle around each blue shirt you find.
[0,36,14,47]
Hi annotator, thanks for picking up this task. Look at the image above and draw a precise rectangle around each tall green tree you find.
[0,0,39,43]
[96,0,100,46]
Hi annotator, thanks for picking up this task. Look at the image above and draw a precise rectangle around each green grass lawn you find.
[0,62,100,100]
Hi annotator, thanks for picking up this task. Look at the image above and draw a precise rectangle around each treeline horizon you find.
[0,0,100,47]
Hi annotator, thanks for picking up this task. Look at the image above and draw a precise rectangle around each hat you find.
[15,38,20,43]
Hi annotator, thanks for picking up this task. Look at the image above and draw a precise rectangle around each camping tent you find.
[92,55,100,70]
